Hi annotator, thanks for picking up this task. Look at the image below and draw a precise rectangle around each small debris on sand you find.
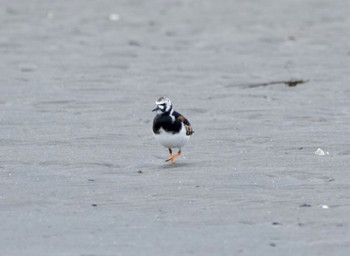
[315,148,329,156]
[272,222,282,225]
[128,40,141,47]
[300,203,311,207]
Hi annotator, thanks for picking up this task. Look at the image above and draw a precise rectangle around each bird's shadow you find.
[160,161,195,169]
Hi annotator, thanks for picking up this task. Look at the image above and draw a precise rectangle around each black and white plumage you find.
[152,97,194,163]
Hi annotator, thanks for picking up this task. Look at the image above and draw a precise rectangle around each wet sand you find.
[1,0,350,255]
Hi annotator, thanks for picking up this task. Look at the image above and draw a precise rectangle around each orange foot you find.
[165,151,181,163]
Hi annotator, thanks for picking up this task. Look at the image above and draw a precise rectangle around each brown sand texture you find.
[1,0,350,255]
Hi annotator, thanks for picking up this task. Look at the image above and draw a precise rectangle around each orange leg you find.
[165,149,181,163]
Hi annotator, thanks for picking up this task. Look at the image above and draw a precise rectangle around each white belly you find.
[153,124,190,149]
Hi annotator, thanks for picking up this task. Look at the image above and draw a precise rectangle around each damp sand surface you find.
[1,0,350,255]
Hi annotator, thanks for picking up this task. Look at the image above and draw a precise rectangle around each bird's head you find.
[152,97,173,114]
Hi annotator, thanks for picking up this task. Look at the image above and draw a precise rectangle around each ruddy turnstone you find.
[152,97,194,163]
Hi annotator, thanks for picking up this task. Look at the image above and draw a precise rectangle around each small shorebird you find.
[152,97,194,163]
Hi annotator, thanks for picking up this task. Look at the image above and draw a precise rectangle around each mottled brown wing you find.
[177,115,194,136]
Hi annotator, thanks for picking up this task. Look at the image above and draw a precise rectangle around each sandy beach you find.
[1,0,350,255]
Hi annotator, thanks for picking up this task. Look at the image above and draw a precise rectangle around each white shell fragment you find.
[109,13,120,21]
[320,205,329,209]
[315,148,329,156]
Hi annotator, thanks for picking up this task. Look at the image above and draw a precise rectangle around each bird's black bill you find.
[152,106,159,112]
